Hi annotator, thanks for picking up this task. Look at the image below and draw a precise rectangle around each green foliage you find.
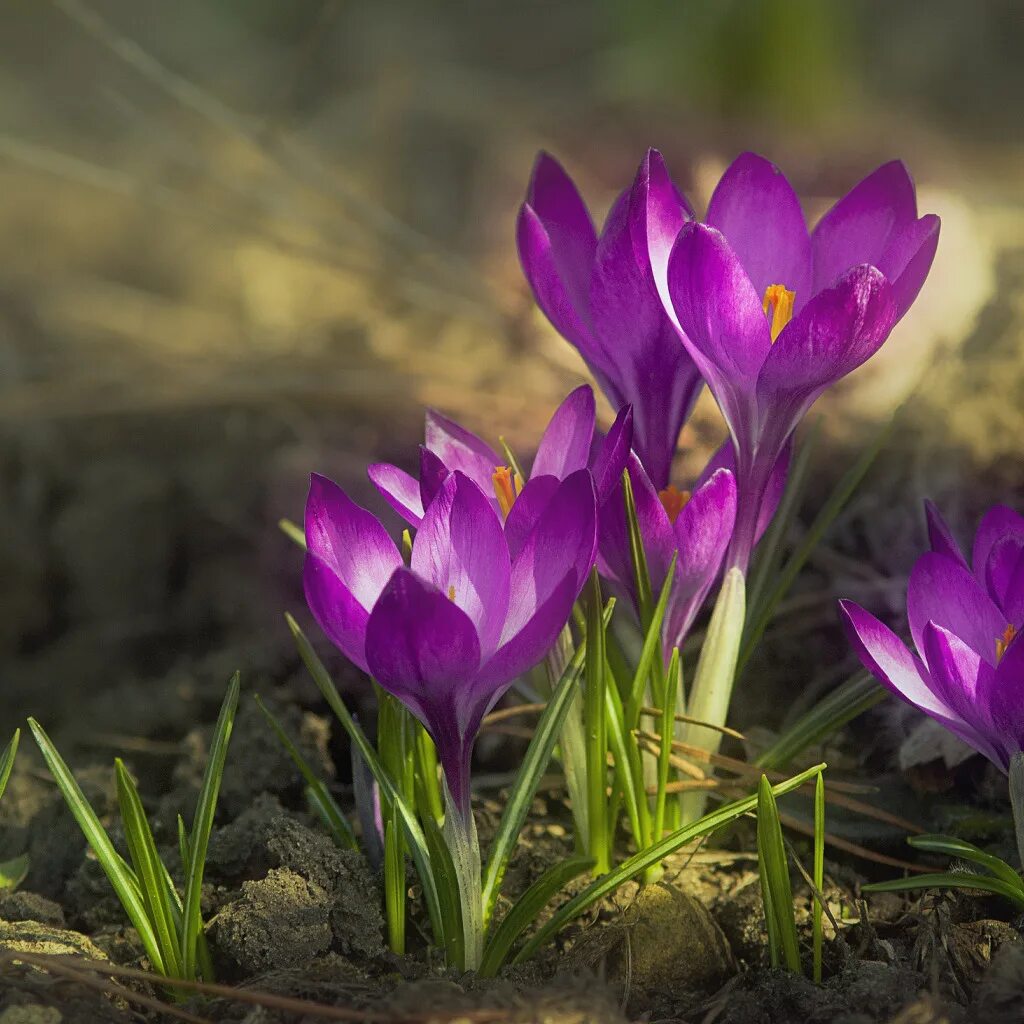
[28,675,239,985]
[757,775,802,973]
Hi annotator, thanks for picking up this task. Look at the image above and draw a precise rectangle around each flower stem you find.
[584,570,610,874]
[442,791,483,972]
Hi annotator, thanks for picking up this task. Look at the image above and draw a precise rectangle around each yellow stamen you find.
[448,584,456,602]
[996,623,1017,662]
[492,465,523,519]
[658,484,692,525]
[762,283,796,342]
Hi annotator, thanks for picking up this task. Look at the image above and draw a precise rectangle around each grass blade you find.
[181,674,239,981]
[278,517,306,550]
[755,671,883,771]
[757,775,802,974]
[255,695,356,849]
[605,681,648,851]
[513,764,826,964]
[28,718,165,974]
[480,602,612,929]
[115,760,183,979]
[906,834,1024,890]
[383,818,406,954]
[625,556,677,729]
[813,772,825,983]
[623,469,653,626]
[0,729,20,801]
[479,857,593,977]
[862,872,1024,908]
[653,648,682,844]
[583,571,609,873]
[740,415,894,670]
[287,614,446,950]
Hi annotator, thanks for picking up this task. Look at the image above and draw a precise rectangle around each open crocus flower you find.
[303,468,597,821]
[840,502,1024,773]
[368,385,631,556]
[517,151,704,490]
[648,151,940,571]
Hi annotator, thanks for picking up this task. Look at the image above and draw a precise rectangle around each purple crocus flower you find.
[517,151,704,490]
[840,503,1024,772]
[648,151,940,572]
[303,468,597,821]
[368,384,632,551]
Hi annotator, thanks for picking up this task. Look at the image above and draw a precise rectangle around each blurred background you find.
[1,0,1022,748]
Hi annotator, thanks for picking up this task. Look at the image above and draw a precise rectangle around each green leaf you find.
[604,681,648,851]
[479,857,593,977]
[653,648,682,845]
[0,728,20,802]
[115,759,183,978]
[583,570,609,874]
[480,602,612,929]
[755,671,883,771]
[420,809,465,967]
[181,674,239,981]
[513,763,826,964]
[625,555,677,729]
[287,614,447,951]
[255,695,357,850]
[28,718,165,974]
[757,775,802,974]
[278,517,306,550]
[907,834,1024,891]
[862,872,1024,908]
[0,854,29,890]
[812,772,825,984]
[383,818,406,954]
[623,469,653,626]
[740,414,893,670]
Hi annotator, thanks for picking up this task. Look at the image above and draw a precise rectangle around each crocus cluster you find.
[841,503,1024,772]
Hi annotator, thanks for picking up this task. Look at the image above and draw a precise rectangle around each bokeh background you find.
[2,0,1022,750]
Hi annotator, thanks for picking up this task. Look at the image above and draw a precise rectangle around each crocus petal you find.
[368,462,424,528]
[663,468,737,649]
[411,473,510,660]
[972,505,1024,583]
[304,473,402,608]
[665,222,770,451]
[424,409,500,495]
[920,622,1005,766]
[907,552,1007,666]
[532,385,596,480]
[839,600,960,721]
[526,151,598,319]
[924,499,966,566]
[878,214,941,321]
[517,203,595,354]
[503,468,596,642]
[706,152,812,311]
[984,537,1024,625]
[503,474,560,561]
[474,570,578,692]
[589,404,633,504]
[979,635,1024,767]
[587,150,701,488]
[597,452,675,604]
[419,446,452,512]
[755,266,896,450]
[811,161,918,295]
[303,557,372,673]
[644,147,695,326]
[364,568,483,817]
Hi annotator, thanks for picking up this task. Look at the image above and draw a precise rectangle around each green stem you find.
[443,793,483,972]
[584,571,609,874]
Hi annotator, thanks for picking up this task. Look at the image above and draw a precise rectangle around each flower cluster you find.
[842,503,1024,772]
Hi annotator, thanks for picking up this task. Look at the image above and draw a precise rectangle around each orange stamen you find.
[996,623,1017,662]
[762,283,796,342]
[448,584,456,602]
[492,465,523,519]
[658,484,692,525]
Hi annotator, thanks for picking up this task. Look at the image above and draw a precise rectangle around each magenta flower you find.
[649,151,940,571]
[303,469,597,819]
[368,385,631,556]
[840,503,1024,772]
[517,151,704,490]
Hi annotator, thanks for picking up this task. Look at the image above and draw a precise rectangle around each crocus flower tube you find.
[517,152,704,491]
[369,384,631,535]
[649,151,940,572]
[841,503,1024,774]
